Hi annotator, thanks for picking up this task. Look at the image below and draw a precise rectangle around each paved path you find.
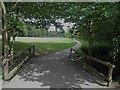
[3,41,108,88]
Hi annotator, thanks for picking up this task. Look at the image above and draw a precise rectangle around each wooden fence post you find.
[70,48,72,58]
[107,66,114,87]
[33,46,35,56]
[29,48,31,54]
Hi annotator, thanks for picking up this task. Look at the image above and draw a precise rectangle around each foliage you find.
[65,26,73,38]
[28,28,48,37]
[47,31,65,37]
[8,14,28,37]
[27,28,65,37]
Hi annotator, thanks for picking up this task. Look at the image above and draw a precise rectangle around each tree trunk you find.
[88,32,92,56]
[0,1,9,80]
[2,30,9,80]
[87,20,92,65]
[0,8,2,77]
[55,26,57,32]
[9,29,16,62]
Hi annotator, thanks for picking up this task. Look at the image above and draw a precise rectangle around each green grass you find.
[14,41,76,55]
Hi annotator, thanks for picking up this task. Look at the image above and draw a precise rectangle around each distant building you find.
[48,24,56,32]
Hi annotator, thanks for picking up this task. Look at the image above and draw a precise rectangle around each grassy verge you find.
[14,41,76,55]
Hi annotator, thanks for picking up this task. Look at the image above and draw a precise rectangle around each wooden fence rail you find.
[2,46,35,81]
[70,48,115,87]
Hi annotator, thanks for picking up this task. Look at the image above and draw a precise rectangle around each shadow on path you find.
[3,41,108,88]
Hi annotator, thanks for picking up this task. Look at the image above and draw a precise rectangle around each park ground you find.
[2,37,112,88]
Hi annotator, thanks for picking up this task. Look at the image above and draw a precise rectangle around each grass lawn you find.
[14,41,76,55]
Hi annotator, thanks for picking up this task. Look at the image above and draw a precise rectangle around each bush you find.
[80,41,113,61]
[28,28,48,37]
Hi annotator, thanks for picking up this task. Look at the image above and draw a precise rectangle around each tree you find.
[0,0,9,80]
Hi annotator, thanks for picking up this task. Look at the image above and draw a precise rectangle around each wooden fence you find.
[2,46,35,81]
[70,48,115,87]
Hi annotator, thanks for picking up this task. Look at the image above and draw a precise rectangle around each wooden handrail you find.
[70,48,115,68]
[70,48,115,87]
[4,46,35,81]
[13,46,34,59]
